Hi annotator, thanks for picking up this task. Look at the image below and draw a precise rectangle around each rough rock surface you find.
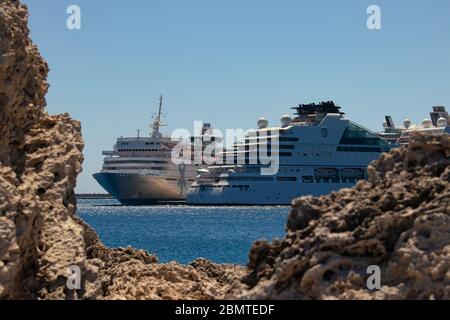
[238,134,450,300]
[0,0,85,299]
[0,0,244,300]
[1,0,449,301]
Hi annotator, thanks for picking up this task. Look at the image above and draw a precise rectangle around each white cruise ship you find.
[93,96,215,205]
[186,101,395,205]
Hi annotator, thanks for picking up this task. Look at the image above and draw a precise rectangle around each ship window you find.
[340,122,389,146]
[279,137,299,142]
[277,177,297,182]
[337,146,389,152]
[227,176,274,182]
[302,176,314,183]
[104,160,167,164]
[280,152,292,157]
[279,145,295,150]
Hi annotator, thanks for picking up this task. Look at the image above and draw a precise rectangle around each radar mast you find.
[151,95,165,138]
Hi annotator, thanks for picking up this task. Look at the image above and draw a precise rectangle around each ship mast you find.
[151,95,164,138]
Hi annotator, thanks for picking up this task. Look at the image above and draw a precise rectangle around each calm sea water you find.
[77,199,290,265]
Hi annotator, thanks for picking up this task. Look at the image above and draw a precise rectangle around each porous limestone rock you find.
[0,0,244,300]
[0,0,85,299]
[1,0,449,301]
[238,134,450,300]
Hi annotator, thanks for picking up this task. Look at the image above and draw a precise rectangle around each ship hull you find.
[93,172,185,205]
[186,181,357,206]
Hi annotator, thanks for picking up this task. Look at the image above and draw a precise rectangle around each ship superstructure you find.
[379,106,450,145]
[186,101,395,205]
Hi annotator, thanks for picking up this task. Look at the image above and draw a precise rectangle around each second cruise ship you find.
[93,96,216,205]
[186,101,395,205]
[378,106,450,144]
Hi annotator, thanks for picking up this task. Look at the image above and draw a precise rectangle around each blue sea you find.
[77,199,290,265]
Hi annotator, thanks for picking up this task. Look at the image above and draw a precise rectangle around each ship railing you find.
[102,151,116,157]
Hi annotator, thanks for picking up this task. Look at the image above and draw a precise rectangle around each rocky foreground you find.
[0,0,449,300]
[237,134,450,299]
[0,0,244,300]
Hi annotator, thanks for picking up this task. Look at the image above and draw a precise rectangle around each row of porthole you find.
[118,149,161,152]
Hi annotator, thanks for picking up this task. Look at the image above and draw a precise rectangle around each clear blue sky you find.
[23,0,450,193]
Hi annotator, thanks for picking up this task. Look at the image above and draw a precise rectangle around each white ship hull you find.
[186,182,354,206]
[186,175,359,205]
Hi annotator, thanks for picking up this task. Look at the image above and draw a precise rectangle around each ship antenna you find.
[157,94,163,124]
[151,95,164,138]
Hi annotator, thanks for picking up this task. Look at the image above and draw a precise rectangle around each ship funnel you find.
[257,118,269,129]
